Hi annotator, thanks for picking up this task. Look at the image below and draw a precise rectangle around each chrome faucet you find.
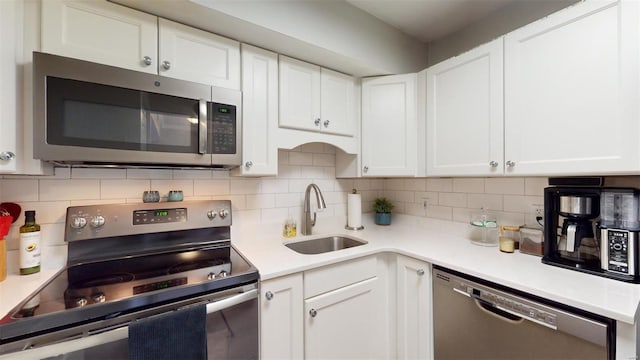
[302,183,327,235]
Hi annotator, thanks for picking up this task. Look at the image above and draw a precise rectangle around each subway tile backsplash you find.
[5,141,639,272]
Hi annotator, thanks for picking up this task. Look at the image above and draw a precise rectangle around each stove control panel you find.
[65,200,233,242]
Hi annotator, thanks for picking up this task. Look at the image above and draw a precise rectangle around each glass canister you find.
[499,225,520,253]
[470,212,498,246]
[519,224,544,256]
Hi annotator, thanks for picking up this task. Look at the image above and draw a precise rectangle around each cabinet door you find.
[426,38,504,176]
[158,18,240,89]
[320,68,355,137]
[42,0,158,74]
[504,0,640,175]
[232,44,278,176]
[279,56,321,132]
[0,0,19,172]
[362,73,417,177]
[260,274,303,360]
[304,277,384,359]
[397,257,432,360]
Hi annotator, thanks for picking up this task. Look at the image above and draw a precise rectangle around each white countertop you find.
[2,214,640,325]
[232,214,640,325]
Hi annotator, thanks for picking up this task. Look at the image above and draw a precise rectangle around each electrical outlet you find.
[535,208,543,216]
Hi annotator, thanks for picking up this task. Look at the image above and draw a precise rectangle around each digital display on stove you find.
[133,208,187,225]
[133,277,188,295]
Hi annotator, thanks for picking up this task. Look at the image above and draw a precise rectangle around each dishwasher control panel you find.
[445,274,559,330]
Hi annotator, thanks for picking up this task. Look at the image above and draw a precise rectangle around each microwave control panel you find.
[210,102,236,154]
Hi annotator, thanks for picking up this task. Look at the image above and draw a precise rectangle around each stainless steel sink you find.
[285,235,367,255]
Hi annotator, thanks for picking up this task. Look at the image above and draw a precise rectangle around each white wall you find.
[427,0,578,66]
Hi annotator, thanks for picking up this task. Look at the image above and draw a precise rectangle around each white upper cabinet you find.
[158,18,240,89]
[361,73,417,177]
[42,0,240,89]
[232,44,278,176]
[320,68,355,136]
[0,0,19,173]
[426,38,504,176]
[504,0,640,175]
[42,0,158,74]
[279,55,355,137]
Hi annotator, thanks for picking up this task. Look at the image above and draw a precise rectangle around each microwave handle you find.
[198,99,208,154]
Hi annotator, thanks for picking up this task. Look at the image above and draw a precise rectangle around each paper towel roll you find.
[347,193,362,229]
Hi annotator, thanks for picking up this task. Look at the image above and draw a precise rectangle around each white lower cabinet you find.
[396,256,432,360]
[304,277,383,359]
[260,273,303,360]
[260,254,425,360]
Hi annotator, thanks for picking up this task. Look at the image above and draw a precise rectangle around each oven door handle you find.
[205,288,257,314]
[1,289,258,360]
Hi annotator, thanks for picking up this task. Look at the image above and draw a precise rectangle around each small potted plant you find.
[373,197,394,225]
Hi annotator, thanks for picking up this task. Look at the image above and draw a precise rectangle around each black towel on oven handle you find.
[128,303,207,360]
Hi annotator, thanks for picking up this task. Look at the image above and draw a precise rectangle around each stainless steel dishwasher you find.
[432,266,615,359]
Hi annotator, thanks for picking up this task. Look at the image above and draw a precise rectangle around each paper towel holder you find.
[346,189,365,231]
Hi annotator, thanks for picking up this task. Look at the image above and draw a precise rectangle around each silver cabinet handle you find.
[323,119,330,128]
[265,291,273,301]
[505,160,516,168]
[417,269,425,276]
[363,166,369,173]
[314,118,321,126]
[162,60,171,70]
[245,161,253,168]
[142,56,152,66]
[309,308,317,318]
[489,161,498,168]
[0,151,15,161]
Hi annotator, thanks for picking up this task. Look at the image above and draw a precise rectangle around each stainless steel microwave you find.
[33,52,241,168]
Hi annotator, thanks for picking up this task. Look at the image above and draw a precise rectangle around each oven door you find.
[33,51,213,167]
[0,286,258,360]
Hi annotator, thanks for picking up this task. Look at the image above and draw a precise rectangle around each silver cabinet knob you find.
[417,269,425,276]
[70,216,87,229]
[363,166,369,173]
[162,60,171,70]
[142,56,152,66]
[323,119,330,128]
[0,151,15,161]
[314,118,321,126]
[489,161,498,168]
[245,161,253,168]
[505,160,516,168]
[89,215,105,228]
[265,291,274,300]
[309,308,317,318]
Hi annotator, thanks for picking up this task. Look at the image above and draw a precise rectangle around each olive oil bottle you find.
[19,210,41,275]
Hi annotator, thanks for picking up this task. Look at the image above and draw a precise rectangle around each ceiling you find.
[346,0,516,43]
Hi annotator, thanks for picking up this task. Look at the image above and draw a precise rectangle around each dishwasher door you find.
[432,267,614,359]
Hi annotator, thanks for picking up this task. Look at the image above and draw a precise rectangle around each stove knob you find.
[92,293,106,303]
[207,272,216,280]
[70,217,87,229]
[75,297,88,308]
[207,210,217,220]
[217,270,228,278]
[218,209,229,219]
[89,215,105,228]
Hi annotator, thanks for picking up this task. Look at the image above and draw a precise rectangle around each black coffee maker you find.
[543,178,640,282]
[543,179,602,273]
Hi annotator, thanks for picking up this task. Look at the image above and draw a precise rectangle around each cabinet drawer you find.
[304,256,377,298]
